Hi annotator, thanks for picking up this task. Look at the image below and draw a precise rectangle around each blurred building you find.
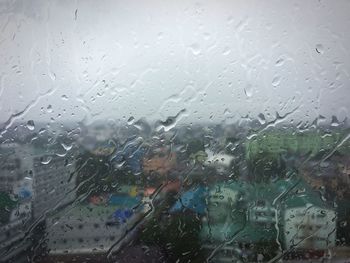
[31,148,76,219]
[283,195,336,252]
[0,143,33,260]
[0,143,77,260]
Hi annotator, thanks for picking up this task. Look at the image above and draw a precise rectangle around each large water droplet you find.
[47,105,53,113]
[61,142,73,151]
[56,152,67,157]
[316,44,324,54]
[331,115,339,127]
[26,120,35,131]
[189,43,201,56]
[244,84,253,98]
[156,109,187,132]
[222,47,231,56]
[127,116,135,125]
[258,113,266,125]
[275,57,285,66]
[340,221,348,227]
[41,156,52,165]
[224,108,231,115]
[272,76,281,87]
[38,128,46,135]
[61,95,68,100]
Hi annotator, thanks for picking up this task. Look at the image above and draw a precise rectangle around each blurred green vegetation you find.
[245,131,350,160]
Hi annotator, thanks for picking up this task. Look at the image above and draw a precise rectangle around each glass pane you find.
[1,1,349,262]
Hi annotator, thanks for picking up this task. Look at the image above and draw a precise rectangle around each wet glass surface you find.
[1,1,350,262]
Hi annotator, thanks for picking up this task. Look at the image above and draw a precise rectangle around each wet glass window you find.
[0,0,350,262]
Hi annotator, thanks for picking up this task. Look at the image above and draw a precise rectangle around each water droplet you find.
[316,44,324,54]
[244,84,253,98]
[272,76,281,87]
[26,120,35,131]
[222,47,231,56]
[156,109,187,132]
[61,95,68,100]
[224,108,231,115]
[47,105,53,113]
[41,156,52,165]
[115,160,126,169]
[49,71,56,81]
[127,116,135,125]
[275,57,285,66]
[38,128,46,135]
[340,221,348,227]
[189,43,201,56]
[331,115,339,127]
[258,113,266,125]
[61,142,73,151]
[56,152,67,157]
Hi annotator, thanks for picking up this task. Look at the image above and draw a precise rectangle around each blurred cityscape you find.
[0,118,350,262]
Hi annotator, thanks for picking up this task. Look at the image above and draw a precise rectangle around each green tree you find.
[248,153,286,182]
[187,139,205,155]
[75,152,116,197]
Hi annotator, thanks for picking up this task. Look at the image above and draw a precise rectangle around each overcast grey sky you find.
[0,0,349,127]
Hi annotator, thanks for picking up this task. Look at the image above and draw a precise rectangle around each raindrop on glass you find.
[61,142,73,151]
[189,43,201,56]
[275,57,285,66]
[244,84,253,98]
[222,47,231,56]
[26,120,35,131]
[316,44,324,54]
[331,115,339,127]
[272,76,281,87]
[41,156,52,165]
[47,105,53,113]
[127,116,135,125]
[258,113,266,125]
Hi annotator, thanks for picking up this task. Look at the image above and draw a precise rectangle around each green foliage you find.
[75,152,117,197]
[247,152,286,181]
[140,212,205,262]
[186,139,205,155]
[245,131,350,162]
[0,192,17,224]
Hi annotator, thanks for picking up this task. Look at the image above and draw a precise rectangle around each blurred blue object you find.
[18,188,32,199]
[113,208,134,223]
[170,186,207,215]
[111,145,145,174]
[126,147,145,174]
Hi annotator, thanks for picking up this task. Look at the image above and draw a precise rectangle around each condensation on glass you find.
[0,0,350,262]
